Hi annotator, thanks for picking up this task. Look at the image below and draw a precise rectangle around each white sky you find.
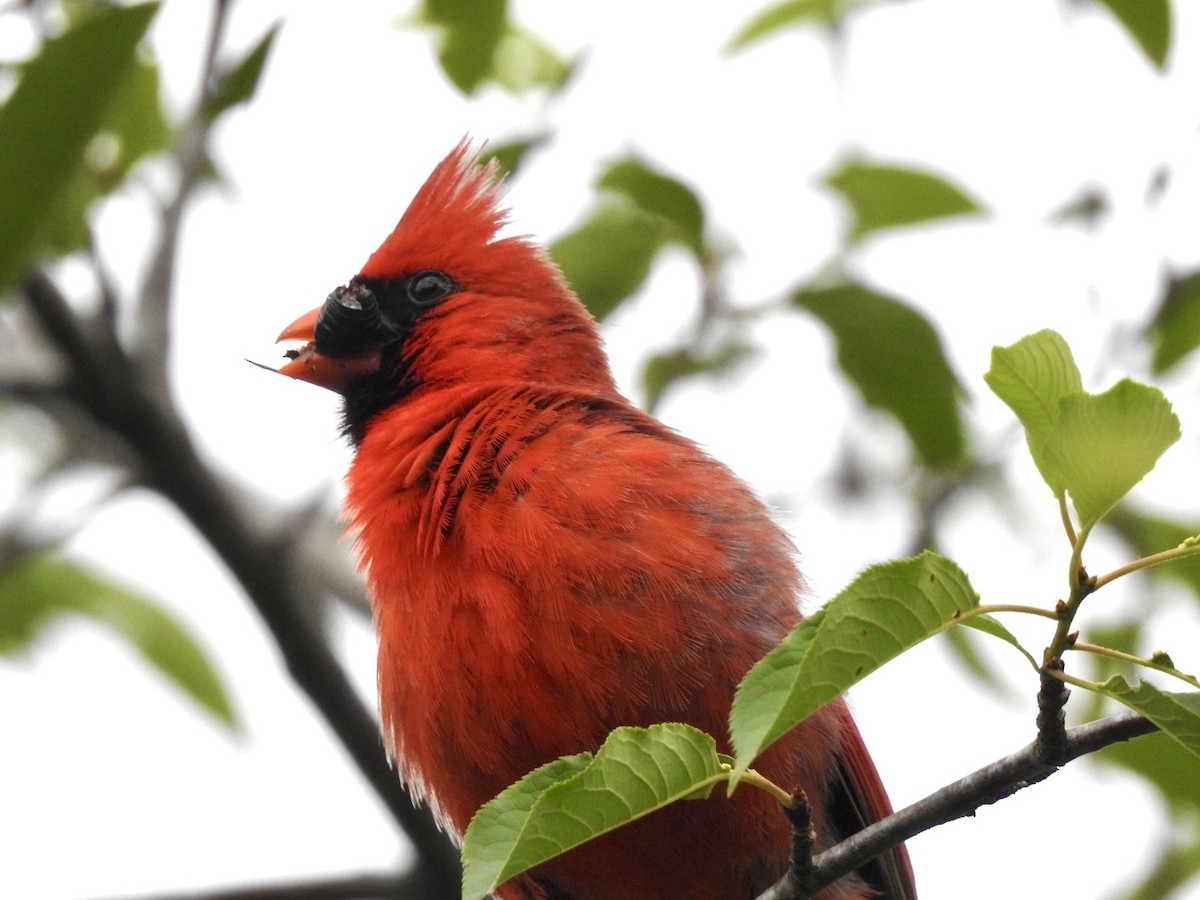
[3,1,1200,898]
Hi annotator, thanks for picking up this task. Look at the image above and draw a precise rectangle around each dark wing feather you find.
[826,706,918,899]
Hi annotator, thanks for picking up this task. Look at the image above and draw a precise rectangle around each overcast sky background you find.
[3,1,1200,898]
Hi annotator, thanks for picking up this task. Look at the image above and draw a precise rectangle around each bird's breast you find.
[345,386,807,836]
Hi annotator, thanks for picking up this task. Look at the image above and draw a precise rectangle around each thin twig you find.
[1068,642,1200,691]
[1093,537,1200,590]
[133,0,232,400]
[757,710,1156,899]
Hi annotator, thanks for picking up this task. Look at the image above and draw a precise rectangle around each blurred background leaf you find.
[793,282,966,470]
[1146,270,1200,376]
[728,0,851,51]
[550,202,674,321]
[0,2,159,290]
[1095,0,1172,68]
[0,552,236,727]
[414,0,571,95]
[641,341,757,414]
[824,159,983,243]
[204,23,281,121]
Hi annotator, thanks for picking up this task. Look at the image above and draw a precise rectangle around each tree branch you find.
[20,270,461,897]
[784,789,816,897]
[88,869,424,900]
[758,710,1157,899]
[1035,656,1071,762]
[133,0,229,402]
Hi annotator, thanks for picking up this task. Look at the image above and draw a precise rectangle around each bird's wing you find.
[825,705,918,900]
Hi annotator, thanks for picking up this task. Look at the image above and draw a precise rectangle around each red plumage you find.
[277,143,915,899]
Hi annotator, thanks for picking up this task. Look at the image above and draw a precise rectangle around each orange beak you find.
[274,306,382,394]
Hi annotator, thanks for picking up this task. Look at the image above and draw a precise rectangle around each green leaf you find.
[727,0,846,52]
[492,26,574,93]
[204,23,280,120]
[731,551,978,774]
[1044,380,1180,528]
[417,0,506,94]
[1048,186,1109,230]
[462,724,724,898]
[941,624,1018,700]
[1146,270,1200,375]
[1098,730,1200,818]
[461,753,591,898]
[0,2,158,291]
[1096,0,1171,69]
[984,329,1083,496]
[1120,834,1200,900]
[415,0,569,95]
[641,341,757,413]
[1094,710,1200,895]
[825,159,982,242]
[793,282,965,469]
[598,158,706,256]
[1099,676,1200,760]
[99,56,171,183]
[550,158,708,320]
[550,202,672,321]
[960,613,1036,664]
[0,554,236,728]
[42,54,172,255]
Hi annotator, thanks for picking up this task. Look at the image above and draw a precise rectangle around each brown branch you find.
[785,789,816,896]
[299,510,371,617]
[1035,656,1070,762]
[133,0,228,402]
[87,869,422,900]
[20,270,461,897]
[757,710,1157,899]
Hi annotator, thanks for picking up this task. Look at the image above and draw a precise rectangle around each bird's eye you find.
[407,270,456,307]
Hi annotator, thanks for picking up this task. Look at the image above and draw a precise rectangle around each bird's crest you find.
[359,141,508,281]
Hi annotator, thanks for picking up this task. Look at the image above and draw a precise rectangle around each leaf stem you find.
[972,604,1060,621]
[1069,642,1200,690]
[1043,520,1096,666]
[954,608,1043,670]
[1093,536,1200,590]
[1066,519,1093,597]
[1058,492,1078,546]
[1043,667,1099,693]
[735,767,795,808]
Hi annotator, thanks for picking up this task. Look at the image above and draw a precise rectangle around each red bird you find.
[276,143,915,899]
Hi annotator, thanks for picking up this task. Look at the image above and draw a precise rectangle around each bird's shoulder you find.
[457,385,719,488]
[349,383,771,556]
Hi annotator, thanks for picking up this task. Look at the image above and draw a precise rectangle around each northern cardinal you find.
[275,143,915,899]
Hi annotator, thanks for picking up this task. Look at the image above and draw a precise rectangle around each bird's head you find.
[275,141,615,443]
